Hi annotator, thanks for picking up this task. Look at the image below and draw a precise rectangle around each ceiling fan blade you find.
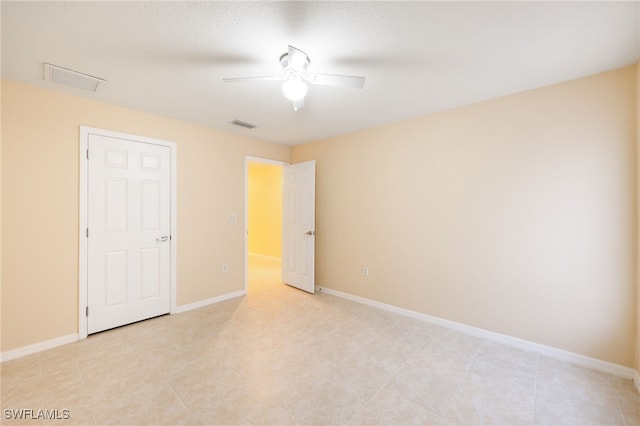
[223,75,284,83]
[287,45,309,72]
[307,73,365,89]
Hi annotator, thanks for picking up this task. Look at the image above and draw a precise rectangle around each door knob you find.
[156,236,169,242]
[304,230,315,236]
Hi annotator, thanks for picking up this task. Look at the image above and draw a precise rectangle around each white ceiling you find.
[2,1,639,146]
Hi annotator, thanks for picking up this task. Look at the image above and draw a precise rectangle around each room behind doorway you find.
[246,160,284,292]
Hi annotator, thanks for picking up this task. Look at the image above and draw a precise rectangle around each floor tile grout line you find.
[531,353,541,426]
[165,380,190,412]
[37,353,42,378]
[439,340,484,424]
[75,360,87,386]
[613,387,630,426]
[476,342,541,378]
[347,338,425,423]
[615,400,628,426]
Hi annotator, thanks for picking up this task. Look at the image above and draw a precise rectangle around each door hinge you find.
[86,149,89,160]
[86,228,89,238]
[85,306,89,317]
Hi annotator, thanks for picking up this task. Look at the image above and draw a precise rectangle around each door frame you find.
[78,126,177,340]
[244,156,288,293]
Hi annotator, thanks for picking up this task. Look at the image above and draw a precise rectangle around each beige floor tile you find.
[167,364,246,408]
[467,353,537,387]
[91,382,188,426]
[408,333,479,377]
[223,370,293,411]
[384,358,467,416]
[443,386,535,426]
[166,399,251,426]
[442,353,536,425]
[270,350,335,394]
[328,354,397,400]
[534,381,625,426]
[534,356,630,426]
[244,404,300,426]
[1,353,41,385]
[45,390,98,426]
[1,254,638,426]
[535,370,620,407]
[618,398,640,426]
[340,331,418,382]
[537,356,615,389]
[287,377,367,425]
[349,387,441,425]
[476,340,539,374]
[1,387,55,422]
[610,376,640,404]
[424,327,484,356]
[351,307,401,330]
[376,316,439,353]
[333,315,387,344]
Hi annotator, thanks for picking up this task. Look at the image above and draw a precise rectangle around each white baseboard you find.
[172,290,245,314]
[0,334,78,363]
[317,286,636,380]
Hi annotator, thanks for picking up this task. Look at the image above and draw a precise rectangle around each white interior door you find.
[87,134,171,334]
[282,160,316,293]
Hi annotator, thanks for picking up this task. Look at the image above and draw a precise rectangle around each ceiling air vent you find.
[231,119,257,129]
[43,63,106,92]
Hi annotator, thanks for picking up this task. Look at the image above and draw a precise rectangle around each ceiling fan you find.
[223,45,366,111]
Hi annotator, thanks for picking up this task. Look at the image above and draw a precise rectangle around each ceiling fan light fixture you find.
[223,45,365,111]
[282,78,307,102]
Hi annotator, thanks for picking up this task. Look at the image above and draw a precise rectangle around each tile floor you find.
[1,254,639,425]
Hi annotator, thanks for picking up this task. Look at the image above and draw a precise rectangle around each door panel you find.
[141,180,161,230]
[88,134,171,334]
[140,247,161,299]
[104,251,127,307]
[282,160,316,293]
[105,178,128,231]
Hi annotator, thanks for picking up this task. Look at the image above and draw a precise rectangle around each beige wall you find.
[292,66,637,367]
[0,79,3,353]
[248,162,282,258]
[3,65,639,368]
[1,80,289,352]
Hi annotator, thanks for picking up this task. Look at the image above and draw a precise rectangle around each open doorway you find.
[244,157,286,294]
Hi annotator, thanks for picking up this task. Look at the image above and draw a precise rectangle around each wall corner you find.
[635,62,640,375]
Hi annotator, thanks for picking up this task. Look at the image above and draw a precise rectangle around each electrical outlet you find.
[222,264,229,273]
[362,266,369,276]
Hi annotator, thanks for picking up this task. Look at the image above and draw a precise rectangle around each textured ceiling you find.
[2,1,639,145]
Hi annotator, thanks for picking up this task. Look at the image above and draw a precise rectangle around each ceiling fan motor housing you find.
[280,52,310,75]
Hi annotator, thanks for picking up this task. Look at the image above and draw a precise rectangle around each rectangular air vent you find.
[231,119,257,129]
[43,63,106,92]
